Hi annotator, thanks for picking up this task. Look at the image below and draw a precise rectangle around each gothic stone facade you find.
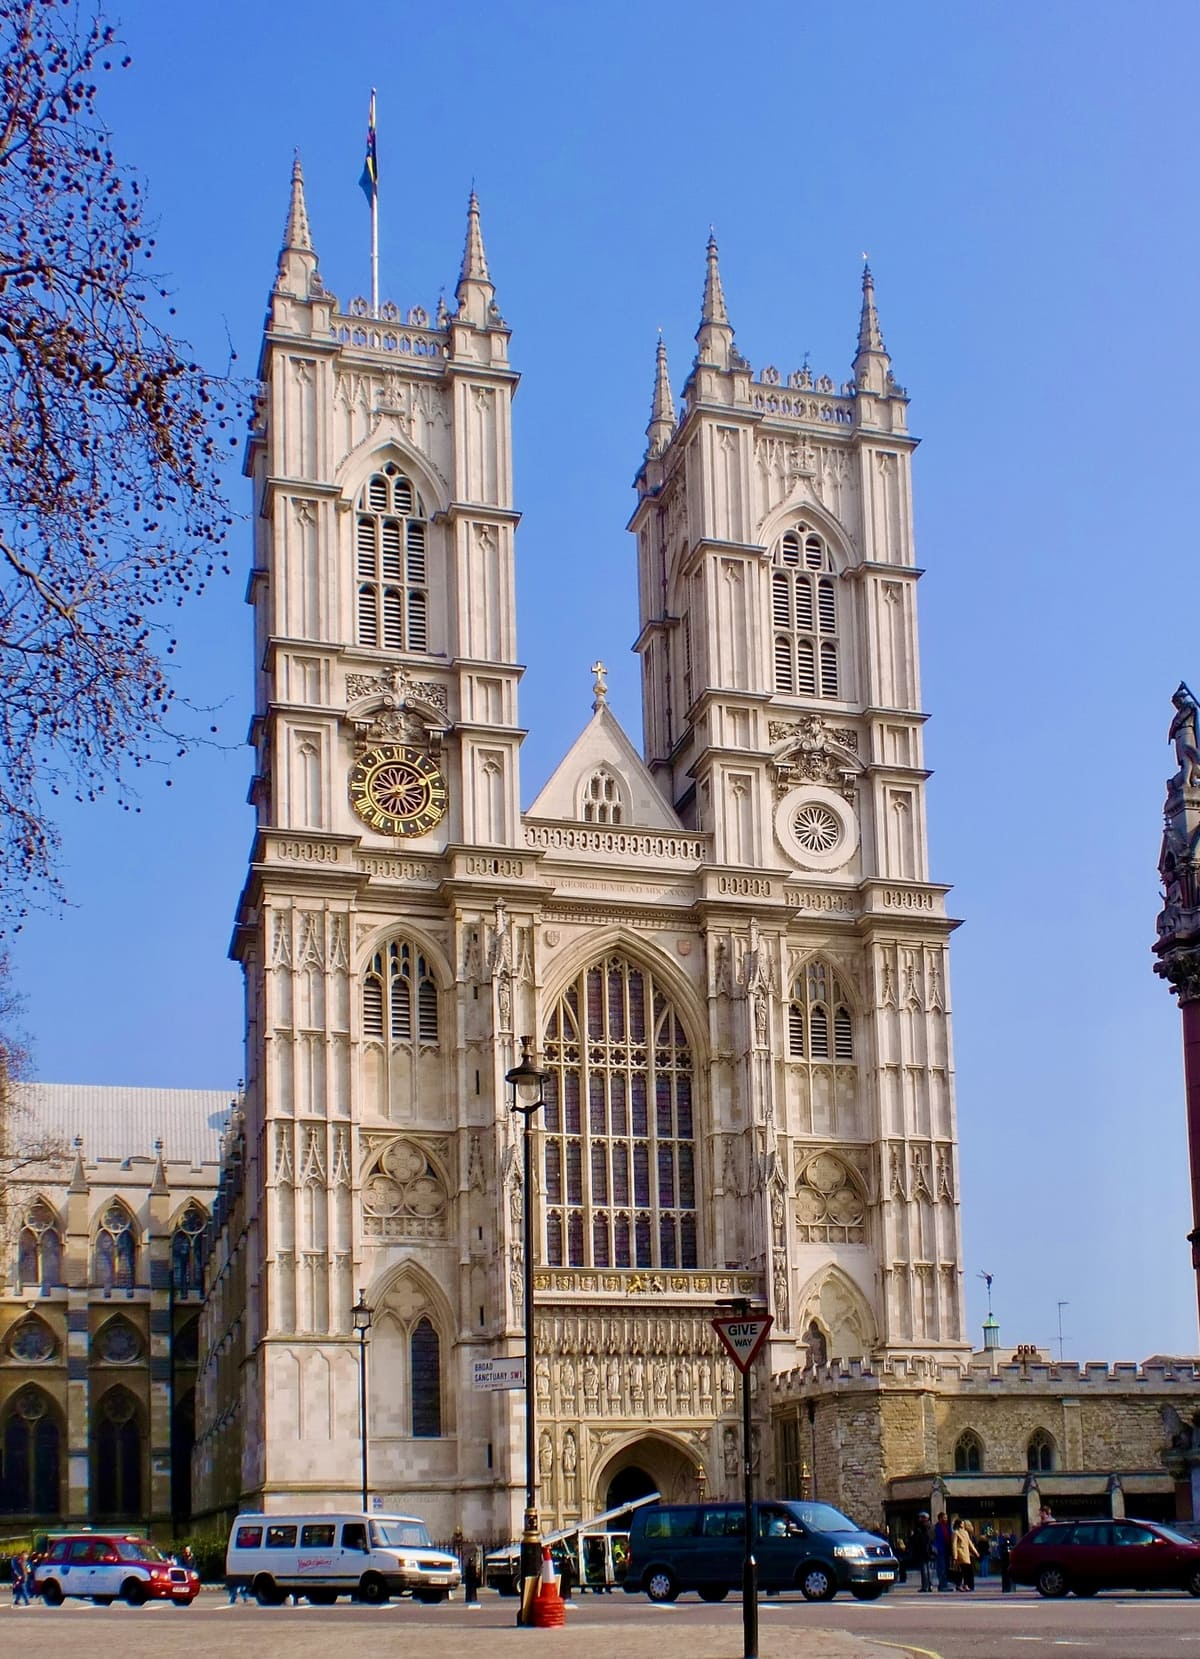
[193,168,970,1538]
[0,1084,230,1533]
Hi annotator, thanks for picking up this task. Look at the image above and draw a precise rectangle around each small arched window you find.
[410,1317,442,1438]
[580,769,625,825]
[362,939,438,1044]
[93,1202,137,1290]
[17,1199,62,1290]
[355,464,429,652]
[954,1430,983,1473]
[1027,1429,1056,1473]
[772,526,841,700]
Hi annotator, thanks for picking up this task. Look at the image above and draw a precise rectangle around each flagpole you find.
[369,89,379,316]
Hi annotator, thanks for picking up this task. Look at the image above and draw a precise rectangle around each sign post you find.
[713,1307,773,1659]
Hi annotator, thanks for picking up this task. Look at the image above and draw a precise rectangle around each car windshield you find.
[783,1502,862,1534]
[1152,1524,1195,1546]
[116,1537,169,1563]
[370,1520,431,1549]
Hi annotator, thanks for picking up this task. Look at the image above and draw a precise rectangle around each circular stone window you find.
[775,785,858,871]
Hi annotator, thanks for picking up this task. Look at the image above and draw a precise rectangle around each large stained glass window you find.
[542,956,697,1270]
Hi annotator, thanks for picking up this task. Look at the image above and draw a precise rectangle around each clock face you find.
[349,744,448,837]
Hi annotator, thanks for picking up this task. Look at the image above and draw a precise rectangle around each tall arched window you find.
[93,1387,142,1518]
[172,1204,208,1299]
[362,939,439,1045]
[954,1430,983,1473]
[17,1198,62,1289]
[772,527,841,699]
[93,1201,137,1290]
[542,956,697,1270]
[1027,1429,1056,1473]
[0,1387,60,1516]
[410,1317,442,1437]
[355,464,429,651]
[788,960,855,1061]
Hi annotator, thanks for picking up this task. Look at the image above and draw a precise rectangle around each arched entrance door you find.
[606,1465,658,1515]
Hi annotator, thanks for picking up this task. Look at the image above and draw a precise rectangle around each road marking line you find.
[873,1642,947,1659]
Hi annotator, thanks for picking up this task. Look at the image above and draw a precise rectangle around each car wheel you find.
[121,1578,148,1607]
[1074,1585,1098,1597]
[358,1572,390,1605]
[1036,1565,1069,1598]
[799,1563,837,1602]
[697,1585,728,1602]
[92,1596,114,1606]
[1187,1567,1200,1598]
[645,1567,678,1603]
[253,1574,286,1607]
[42,1580,64,1607]
[306,1588,338,1605]
[851,1584,883,1600]
[414,1588,447,1604]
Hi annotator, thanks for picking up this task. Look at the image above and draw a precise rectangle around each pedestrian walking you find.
[933,1511,952,1592]
[463,1545,480,1607]
[11,1551,31,1607]
[909,1512,933,1592]
[952,1517,980,1591]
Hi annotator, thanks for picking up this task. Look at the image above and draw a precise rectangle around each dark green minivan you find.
[623,1499,898,1603]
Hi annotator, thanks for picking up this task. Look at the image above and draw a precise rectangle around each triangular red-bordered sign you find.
[712,1312,774,1373]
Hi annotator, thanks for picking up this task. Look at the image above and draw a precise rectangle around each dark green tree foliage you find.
[0,0,240,917]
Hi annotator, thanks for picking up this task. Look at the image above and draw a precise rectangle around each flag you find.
[359,90,377,206]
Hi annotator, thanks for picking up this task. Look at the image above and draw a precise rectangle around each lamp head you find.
[352,1288,373,1334]
[506,1036,548,1110]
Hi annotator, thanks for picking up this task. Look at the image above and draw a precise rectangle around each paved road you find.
[5,1580,1200,1658]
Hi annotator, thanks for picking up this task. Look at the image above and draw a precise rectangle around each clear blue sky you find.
[11,0,1199,1364]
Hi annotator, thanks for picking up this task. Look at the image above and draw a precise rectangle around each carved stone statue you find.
[1172,683,1200,788]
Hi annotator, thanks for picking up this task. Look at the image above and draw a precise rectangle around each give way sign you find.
[711,1312,774,1373]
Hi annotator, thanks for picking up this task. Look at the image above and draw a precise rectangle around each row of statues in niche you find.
[534,1349,739,1416]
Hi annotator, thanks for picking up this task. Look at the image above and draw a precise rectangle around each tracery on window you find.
[362,939,439,1044]
[6,1316,56,1364]
[361,1139,448,1240]
[542,956,697,1270]
[788,960,855,1062]
[172,1203,208,1299]
[794,1151,866,1244]
[1027,1429,1056,1473]
[95,1316,142,1365]
[354,463,429,652]
[772,527,841,699]
[0,1386,60,1515]
[954,1430,983,1473]
[93,1201,137,1290]
[17,1198,62,1289]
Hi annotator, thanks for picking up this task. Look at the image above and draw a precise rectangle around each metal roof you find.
[15,1082,234,1168]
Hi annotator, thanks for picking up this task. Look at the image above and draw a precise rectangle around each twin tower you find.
[193,167,966,1536]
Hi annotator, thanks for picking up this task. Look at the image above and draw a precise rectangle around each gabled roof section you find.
[526,703,683,831]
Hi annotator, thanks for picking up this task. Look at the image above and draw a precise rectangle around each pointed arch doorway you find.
[597,1435,705,1516]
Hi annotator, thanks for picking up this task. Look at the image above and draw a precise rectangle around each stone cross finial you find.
[591,661,608,711]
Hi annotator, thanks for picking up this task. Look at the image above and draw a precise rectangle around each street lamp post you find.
[506,1036,548,1621]
[353,1288,373,1514]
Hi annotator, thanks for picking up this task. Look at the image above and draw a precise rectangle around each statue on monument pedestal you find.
[1171,683,1200,789]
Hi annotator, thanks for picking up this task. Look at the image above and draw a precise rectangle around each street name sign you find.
[472,1357,526,1391]
[711,1313,774,1373]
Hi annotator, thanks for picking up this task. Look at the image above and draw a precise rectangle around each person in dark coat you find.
[909,1512,933,1592]
[933,1511,952,1592]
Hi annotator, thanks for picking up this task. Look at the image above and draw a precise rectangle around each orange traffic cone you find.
[530,1545,566,1629]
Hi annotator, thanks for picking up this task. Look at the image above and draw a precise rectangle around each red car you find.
[34,1533,200,1607]
[1009,1518,1200,1597]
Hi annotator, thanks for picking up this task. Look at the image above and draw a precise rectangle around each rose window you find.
[8,1319,56,1364]
[792,804,841,853]
[793,1154,866,1243]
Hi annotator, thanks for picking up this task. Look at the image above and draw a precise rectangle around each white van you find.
[225,1511,461,1605]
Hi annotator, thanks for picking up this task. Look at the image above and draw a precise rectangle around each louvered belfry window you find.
[355,464,429,651]
[542,956,697,1270]
[787,959,855,1062]
[362,940,438,1044]
[772,527,840,699]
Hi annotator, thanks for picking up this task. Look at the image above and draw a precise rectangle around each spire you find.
[150,1137,168,1197]
[275,152,319,298]
[645,333,676,458]
[283,152,312,253]
[460,188,490,283]
[853,260,892,395]
[454,188,500,329]
[69,1135,88,1194]
[694,230,735,370]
